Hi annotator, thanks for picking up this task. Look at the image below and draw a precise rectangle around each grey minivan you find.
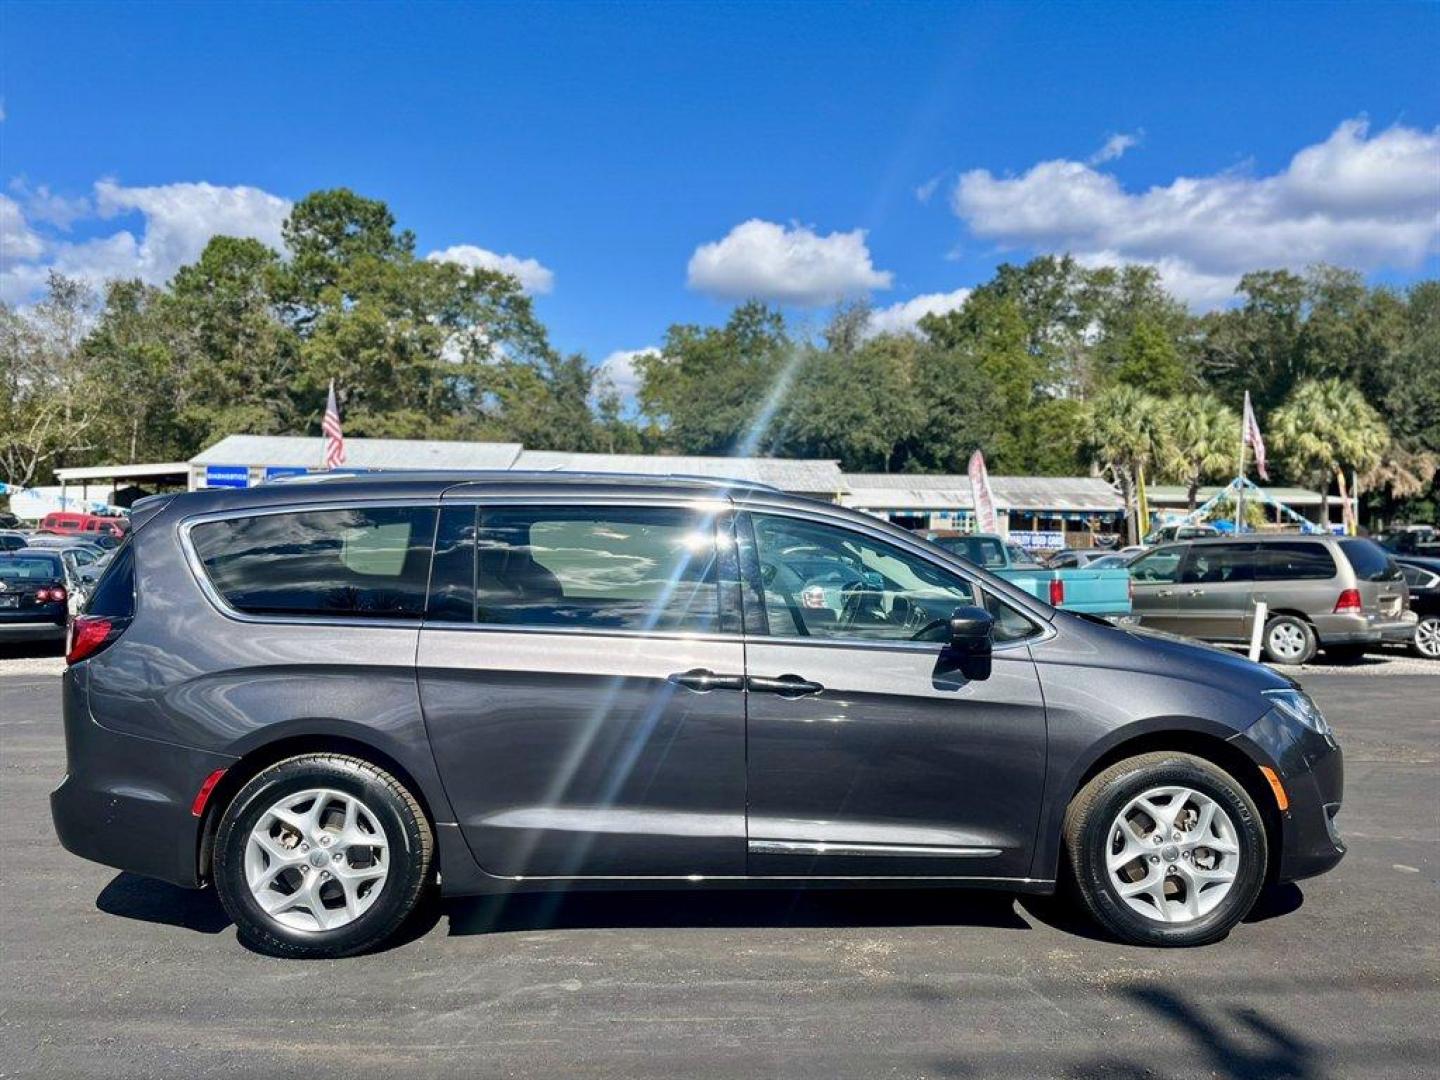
[1128,535,1413,665]
[52,473,1345,957]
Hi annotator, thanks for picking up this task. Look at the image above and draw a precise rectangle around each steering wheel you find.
[908,617,950,641]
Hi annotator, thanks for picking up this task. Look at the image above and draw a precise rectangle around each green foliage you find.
[2,202,1435,533]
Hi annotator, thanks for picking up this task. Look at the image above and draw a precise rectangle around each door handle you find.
[1157,589,1175,598]
[748,674,825,697]
[1187,588,1205,596]
[667,669,745,693]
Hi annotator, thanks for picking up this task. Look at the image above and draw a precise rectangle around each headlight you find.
[1263,688,1333,739]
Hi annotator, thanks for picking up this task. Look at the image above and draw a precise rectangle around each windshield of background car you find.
[1338,538,1404,582]
[0,554,63,580]
[935,535,1007,568]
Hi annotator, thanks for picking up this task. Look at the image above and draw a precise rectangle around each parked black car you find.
[0,550,72,644]
[53,474,1345,957]
[1395,556,1440,659]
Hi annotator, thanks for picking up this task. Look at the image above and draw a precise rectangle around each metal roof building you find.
[514,451,846,497]
[188,435,845,498]
[839,472,1124,547]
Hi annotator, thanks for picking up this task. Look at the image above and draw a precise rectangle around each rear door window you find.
[429,505,725,634]
[190,506,437,619]
[1254,542,1337,581]
[1338,539,1404,582]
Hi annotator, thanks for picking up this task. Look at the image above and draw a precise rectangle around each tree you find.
[1270,378,1390,529]
[1086,387,1173,543]
[636,302,791,455]
[1164,393,1239,509]
[0,273,102,486]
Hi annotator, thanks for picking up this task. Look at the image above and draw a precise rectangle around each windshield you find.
[934,535,1008,569]
[1338,538,1403,582]
[0,554,63,580]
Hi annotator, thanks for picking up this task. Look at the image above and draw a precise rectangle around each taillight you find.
[36,586,67,603]
[1333,588,1362,615]
[1049,578,1065,606]
[66,614,128,665]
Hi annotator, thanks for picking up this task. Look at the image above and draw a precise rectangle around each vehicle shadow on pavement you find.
[96,872,232,934]
[441,887,1031,938]
[931,984,1327,1079]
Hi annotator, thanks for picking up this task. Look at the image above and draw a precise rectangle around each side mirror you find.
[948,605,994,653]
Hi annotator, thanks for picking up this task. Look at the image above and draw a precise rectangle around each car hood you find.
[1053,611,1296,693]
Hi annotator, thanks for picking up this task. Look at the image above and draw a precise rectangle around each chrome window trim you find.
[177,499,442,629]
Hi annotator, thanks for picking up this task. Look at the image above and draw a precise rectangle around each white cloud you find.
[687,218,893,306]
[952,118,1440,307]
[914,174,944,204]
[1089,131,1141,165]
[866,287,972,337]
[593,347,656,414]
[426,243,554,294]
[1,195,45,268]
[1,179,291,305]
[9,179,91,230]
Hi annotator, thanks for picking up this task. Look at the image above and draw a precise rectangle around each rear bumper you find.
[50,666,233,888]
[1313,611,1415,646]
[0,620,65,641]
[1233,707,1345,884]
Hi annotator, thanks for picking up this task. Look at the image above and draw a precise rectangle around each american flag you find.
[1242,390,1268,481]
[322,381,346,470]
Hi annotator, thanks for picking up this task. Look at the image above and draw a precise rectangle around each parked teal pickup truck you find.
[923,532,1133,619]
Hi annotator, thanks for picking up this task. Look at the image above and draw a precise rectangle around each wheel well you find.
[1071,730,1284,883]
[1265,608,1314,625]
[196,734,437,884]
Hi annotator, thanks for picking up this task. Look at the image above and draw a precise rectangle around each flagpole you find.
[1235,397,1247,534]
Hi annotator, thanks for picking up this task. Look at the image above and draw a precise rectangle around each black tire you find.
[213,754,434,959]
[1261,614,1317,665]
[1412,615,1440,660]
[1063,751,1268,947]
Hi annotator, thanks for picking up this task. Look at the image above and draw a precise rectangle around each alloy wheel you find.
[244,788,390,932]
[1105,785,1240,924]
[1416,617,1440,659]
[1267,622,1308,661]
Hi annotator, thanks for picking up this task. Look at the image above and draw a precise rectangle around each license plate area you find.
[0,595,19,608]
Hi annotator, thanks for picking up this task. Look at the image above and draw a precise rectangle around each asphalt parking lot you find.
[1,663,1436,1079]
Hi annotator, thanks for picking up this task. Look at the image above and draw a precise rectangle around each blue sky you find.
[3,1,1438,387]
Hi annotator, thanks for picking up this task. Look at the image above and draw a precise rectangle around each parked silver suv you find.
[1129,534,1413,664]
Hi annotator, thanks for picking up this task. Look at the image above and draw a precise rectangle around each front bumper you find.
[50,666,233,888]
[1232,706,1345,883]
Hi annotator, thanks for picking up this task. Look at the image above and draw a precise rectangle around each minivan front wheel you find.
[213,754,434,958]
[1262,614,1317,665]
[1064,752,1267,947]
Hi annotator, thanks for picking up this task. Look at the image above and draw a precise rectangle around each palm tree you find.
[1270,378,1389,530]
[1087,386,1173,544]
[1164,393,1240,510]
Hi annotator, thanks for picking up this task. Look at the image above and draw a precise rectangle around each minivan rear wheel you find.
[213,754,434,958]
[1262,614,1317,665]
[1064,752,1267,947]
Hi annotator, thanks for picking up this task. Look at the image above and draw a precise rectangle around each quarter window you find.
[190,506,437,619]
